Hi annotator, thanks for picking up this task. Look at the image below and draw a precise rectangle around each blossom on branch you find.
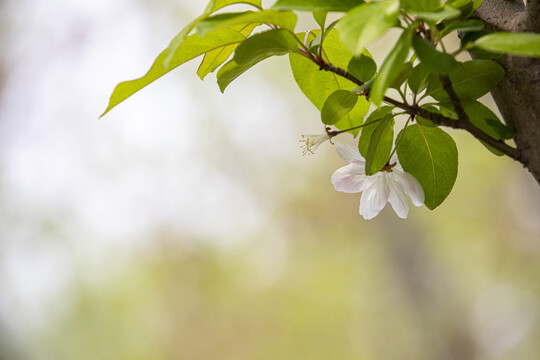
[331,142,425,220]
[299,133,331,155]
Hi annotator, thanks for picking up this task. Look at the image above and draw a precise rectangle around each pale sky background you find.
[0,0,309,343]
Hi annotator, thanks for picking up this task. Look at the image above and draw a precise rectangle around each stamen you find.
[300,134,315,156]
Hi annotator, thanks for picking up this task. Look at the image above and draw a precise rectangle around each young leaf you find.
[440,19,484,37]
[273,0,362,12]
[347,50,377,83]
[233,29,299,65]
[163,19,203,69]
[472,32,540,57]
[313,11,327,28]
[401,0,440,12]
[321,90,358,125]
[390,62,413,89]
[396,125,458,210]
[197,23,257,79]
[425,59,504,101]
[101,28,246,117]
[308,21,338,53]
[217,29,299,91]
[358,106,394,158]
[365,114,395,175]
[216,60,256,91]
[337,0,399,55]
[164,0,262,68]
[289,29,370,134]
[208,0,262,13]
[412,35,458,74]
[461,30,501,59]
[370,24,415,105]
[408,62,429,94]
[409,5,461,22]
[197,9,298,36]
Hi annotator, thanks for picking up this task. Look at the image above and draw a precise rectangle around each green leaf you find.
[273,0,363,12]
[164,0,262,68]
[347,50,377,83]
[358,106,394,159]
[313,11,328,28]
[101,28,247,117]
[409,5,461,22]
[321,90,358,125]
[461,30,501,59]
[440,19,484,37]
[408,62,429,94]
[207,0,262,12]
[390,61,413,89]
[197,23,258,79]
[473,32,540,57]
[412,35,458,74]
[450,0,475,22]
[216,60,256,91]
[337,0,399,55]
[438,103,458,119]
[308,21,338,53]
[370,24,415,105]
[217,28,299,91]
[473,0,484,10]
[425,59,504,101]
[396,125,458,209]
[440,100,514,140]
[401,0,440,12]
[289,29,371,135]
[197,9,298,36]
[365,114,395,175]
[233,29,299,65]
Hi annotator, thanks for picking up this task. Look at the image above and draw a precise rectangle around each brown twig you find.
[317,61,524,164]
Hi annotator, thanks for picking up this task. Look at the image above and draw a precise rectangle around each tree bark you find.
[473,0,540,184]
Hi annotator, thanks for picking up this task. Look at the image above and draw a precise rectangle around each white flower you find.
[300,133,331,155]
[331,142,425,220]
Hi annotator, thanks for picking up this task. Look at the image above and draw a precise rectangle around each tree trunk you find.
[473,0,540,184]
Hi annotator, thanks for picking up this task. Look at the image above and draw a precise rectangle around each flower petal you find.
[387,175,410,218]
[336,142,365,163]
[359,174,390,220]
[394,170,425,206]
[331,163,370,193]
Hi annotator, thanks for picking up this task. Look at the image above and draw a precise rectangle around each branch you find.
[473,0,528,32]
[319,62,364,87]
[318,61,524,164]
[524,0,540,32]
[438,75,469,125]
[385,98,523,162]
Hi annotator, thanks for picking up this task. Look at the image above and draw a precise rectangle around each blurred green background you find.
[1,1,540,360]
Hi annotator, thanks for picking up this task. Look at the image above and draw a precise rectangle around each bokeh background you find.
[1,0,540,359]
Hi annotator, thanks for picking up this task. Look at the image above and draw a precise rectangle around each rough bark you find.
[474,0,540,184]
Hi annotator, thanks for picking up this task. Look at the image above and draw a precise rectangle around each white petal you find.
[331,163,369,193]
[394,170,425,206]
[387,175,410,218]
[359,175,390,220]
[336,142,365,163]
